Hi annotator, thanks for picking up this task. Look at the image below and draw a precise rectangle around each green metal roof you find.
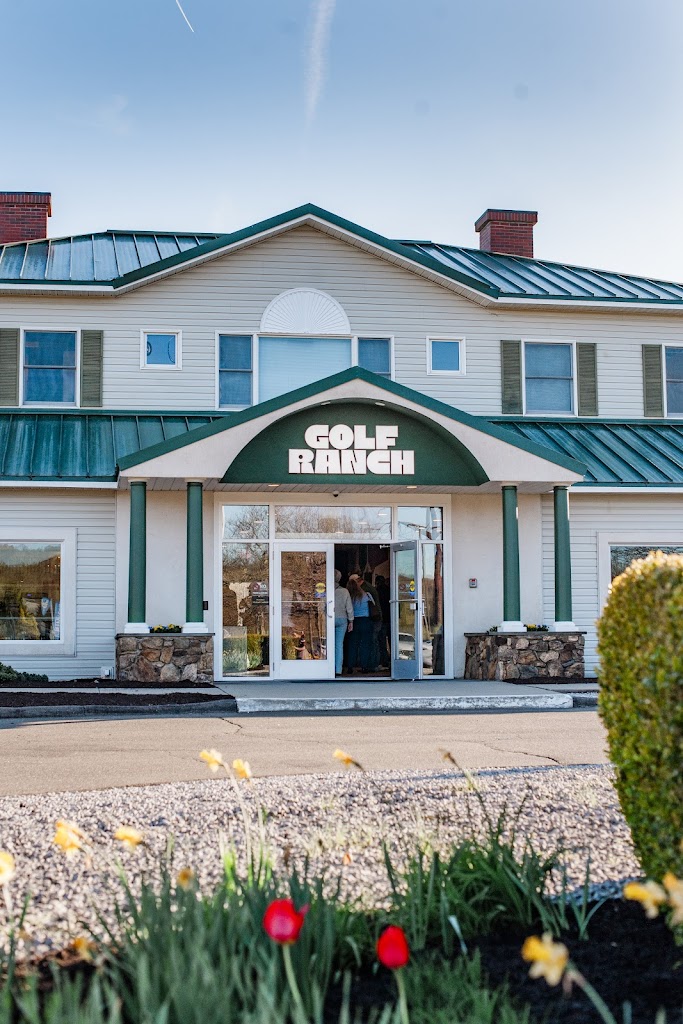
[489,418,683,486]
[2,203,683,305]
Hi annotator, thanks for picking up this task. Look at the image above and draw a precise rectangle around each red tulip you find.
[263,898,309,944]
[377,925,410,970]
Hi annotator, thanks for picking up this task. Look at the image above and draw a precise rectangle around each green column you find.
[502,485,521,625]
[127,481,147,626]
[185,482,205,626]
[553,486,574,625]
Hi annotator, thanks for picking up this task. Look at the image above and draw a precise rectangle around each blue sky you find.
[3,0,683,277]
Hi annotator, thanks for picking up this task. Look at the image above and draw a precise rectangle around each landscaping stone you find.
[115,634,214,685]
[464,631,585,681]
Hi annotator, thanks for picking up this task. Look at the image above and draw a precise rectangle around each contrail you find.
[175,0,195,32]
[305,0,337,126]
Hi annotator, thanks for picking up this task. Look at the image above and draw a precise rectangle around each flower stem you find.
[282,944,307,1021]
[568,968,617,1024]
[395,969,410,1024]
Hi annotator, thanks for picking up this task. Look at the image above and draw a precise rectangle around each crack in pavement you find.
[481,742,563,766]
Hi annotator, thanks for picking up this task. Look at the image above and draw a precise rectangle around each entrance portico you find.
[115,369,585,683]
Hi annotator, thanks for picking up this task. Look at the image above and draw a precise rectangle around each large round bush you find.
[597,551,683,879]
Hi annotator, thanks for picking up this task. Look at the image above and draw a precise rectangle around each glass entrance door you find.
[390,540,421,679]
[274,543,334,679]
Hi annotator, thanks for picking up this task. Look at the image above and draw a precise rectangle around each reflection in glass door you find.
[275,543,334,679]
[390,541,421,679]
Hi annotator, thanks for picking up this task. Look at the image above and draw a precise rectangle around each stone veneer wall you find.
[115,634,214,685]
[464,632,585,681]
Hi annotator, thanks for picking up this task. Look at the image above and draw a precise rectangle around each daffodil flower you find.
[333,749,364,771]
[521,933,569,987]
[199,749,225,773]
[623,880,667,918]
[176,867,195,890]
[0,851,15,886]
[663,872,683,926]
[232,758,252,780]
[53,820,86,858]
[71,936,96,961]
[114,826,144,849]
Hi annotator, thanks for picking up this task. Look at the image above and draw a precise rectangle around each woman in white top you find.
[333,569,354,675]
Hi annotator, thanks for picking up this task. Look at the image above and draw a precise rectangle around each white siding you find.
[1,225,682,415]
[0,490,116,679]
[541,491,683,674]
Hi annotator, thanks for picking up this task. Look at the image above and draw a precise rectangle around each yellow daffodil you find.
[71,936,96,961]
[0,851,15,886]
[663,872,683,926]
[521,933,569,987]
[199,748,225,773]
[176,867,195,890]
[114,826,144,849]
[342,851,353,866]
[53,820,86,858]
[333,749,364,771]
[623,880,667,918]
[232,758,252,780]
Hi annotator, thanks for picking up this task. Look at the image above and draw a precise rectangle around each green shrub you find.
[0,660,48,683]
[597,551,683,878]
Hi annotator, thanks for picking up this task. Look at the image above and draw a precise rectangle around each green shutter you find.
[80,330,103,408]
[0,329,19,406]
[501,339,522,413]
[642,344,664,417]
[576,342,598,416]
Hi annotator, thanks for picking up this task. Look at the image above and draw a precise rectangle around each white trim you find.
[522,338,577,417]
[124,622,149,634]
[575,486,683,494]
[551,620,576,631]
[499,621,526,632]
[182,621,209,633]
[259,288,351,335]
[140,330,182,370]
[19,327,80,408]
[426,336,466,376]
[0,528,76,655]
[0,480,118,489]
[597,530,683,610]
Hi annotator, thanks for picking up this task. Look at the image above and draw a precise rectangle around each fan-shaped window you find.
[260,289,351,335]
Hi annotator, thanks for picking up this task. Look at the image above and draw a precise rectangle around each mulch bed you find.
[0,692,234,708]
[0,678,210,689]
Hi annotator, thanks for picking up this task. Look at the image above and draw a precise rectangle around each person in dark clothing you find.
[346,574,375,672]
[375,574,391,667]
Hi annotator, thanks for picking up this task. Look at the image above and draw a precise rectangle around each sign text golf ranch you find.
[288,424,415,475]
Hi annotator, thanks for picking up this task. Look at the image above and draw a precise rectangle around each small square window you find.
[142,332,180,368]
[358,337,391,377]
[428,338,463,374]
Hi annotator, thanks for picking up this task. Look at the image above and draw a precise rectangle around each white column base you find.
[551,621,576,631]
[182,622,209,634]
[499,621,526,632]
[124,622,149,634]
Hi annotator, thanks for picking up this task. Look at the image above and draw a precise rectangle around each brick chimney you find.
[0,192,52,245]
[475,208,538,258]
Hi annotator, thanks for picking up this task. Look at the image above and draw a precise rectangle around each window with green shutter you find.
[0,329,19,406]
[642,345,664,417]
[500,340,522,413]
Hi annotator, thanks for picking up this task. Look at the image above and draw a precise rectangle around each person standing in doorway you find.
[333,570,353,676]
[347,574,375,672]
[362,572,382,670]
[375,574,391,667]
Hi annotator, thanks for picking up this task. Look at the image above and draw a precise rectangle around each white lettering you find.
[314,449,341,474]
[366,450,391,474]
[288,449,315,474]
[304,424,330,449]
[340,450,367,474]
[391,450,415,474]
[376,425,399,450]
[328,424,354,450]
[353,425,375,449]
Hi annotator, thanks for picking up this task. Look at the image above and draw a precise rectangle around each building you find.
[1,192,682,684]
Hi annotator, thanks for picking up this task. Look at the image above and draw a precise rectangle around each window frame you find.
[426,336,466,377]
[20,328,81,408]
[215,333,395,410]
[598,531,683,611]
[522,338,577,416]
[140,330,182,371]
[0,527,76,655]
[663,343,683,417]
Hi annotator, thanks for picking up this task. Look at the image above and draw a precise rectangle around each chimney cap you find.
[475,208,538,232]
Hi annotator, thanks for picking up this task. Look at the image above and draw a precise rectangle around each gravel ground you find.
[0,764,639,956]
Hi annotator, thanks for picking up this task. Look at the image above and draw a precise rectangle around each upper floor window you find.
[218,335,393,408]
[427,337,464,375]
[665,347,683,415]
[23,331,77,404]
[524,341,574,414]
[141,331,181,369]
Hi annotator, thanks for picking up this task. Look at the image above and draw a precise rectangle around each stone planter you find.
[115,633,214,685]
[464,631,585,681]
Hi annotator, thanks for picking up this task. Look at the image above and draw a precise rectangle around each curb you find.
[0,698,239,721]
[235,693,574,714]
[567,693,599,707]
